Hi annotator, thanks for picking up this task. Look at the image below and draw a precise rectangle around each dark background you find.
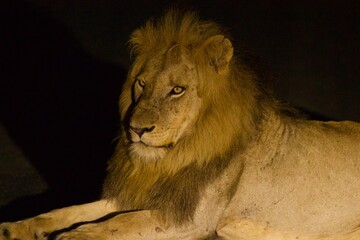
[0,0,359,221]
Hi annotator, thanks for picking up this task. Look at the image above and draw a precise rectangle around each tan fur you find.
[102,9,265,224]
[1,10,360,240]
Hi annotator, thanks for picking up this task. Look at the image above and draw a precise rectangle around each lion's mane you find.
[103,10,271,224]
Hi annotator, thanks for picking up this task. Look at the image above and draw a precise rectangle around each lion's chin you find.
[129,142,168,161]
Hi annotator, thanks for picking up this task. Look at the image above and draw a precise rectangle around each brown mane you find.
[102,10,271,224]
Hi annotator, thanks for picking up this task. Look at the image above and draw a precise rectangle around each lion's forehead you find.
[139,54,196,86]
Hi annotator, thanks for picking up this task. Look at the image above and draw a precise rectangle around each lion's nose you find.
[130,125,155,137]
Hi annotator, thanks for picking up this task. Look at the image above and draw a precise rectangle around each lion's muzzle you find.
[130,125,155,138]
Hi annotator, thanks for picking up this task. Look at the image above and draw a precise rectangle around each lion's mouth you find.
[129,140,171,161]
[132,141,174,149]
[127,128,174,149]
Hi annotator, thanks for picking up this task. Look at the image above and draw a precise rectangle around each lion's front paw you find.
[0,222,31,240]
[0,222,49,240]
[56,232,100,240]
[55,225,106,240]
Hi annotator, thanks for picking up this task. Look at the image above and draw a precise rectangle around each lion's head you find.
[124,46,202,161]
[118,10,264,171]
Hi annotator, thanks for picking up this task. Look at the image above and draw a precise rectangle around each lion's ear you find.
[202,35,233,74]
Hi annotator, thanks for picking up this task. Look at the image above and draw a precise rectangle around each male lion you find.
[1,10,360,240]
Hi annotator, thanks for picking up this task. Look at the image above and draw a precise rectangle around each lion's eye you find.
[137,79,145,88]
[171,86,185,95]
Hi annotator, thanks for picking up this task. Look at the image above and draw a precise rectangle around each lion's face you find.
[126,50,202,161]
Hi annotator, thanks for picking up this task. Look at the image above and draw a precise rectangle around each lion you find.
[1,10,360,240]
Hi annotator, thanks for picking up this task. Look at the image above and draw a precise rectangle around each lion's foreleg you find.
[216,218,296,240]
[55,210,211,240]
[0,199,117,240]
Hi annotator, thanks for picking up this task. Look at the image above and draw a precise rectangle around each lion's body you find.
[1,10,360,240]
[222,116,360,238]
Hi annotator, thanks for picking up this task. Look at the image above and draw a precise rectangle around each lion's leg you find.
[216,217,303,240]
[54,210,212,240]
[216,217,360,240]
[0,199,117,240]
